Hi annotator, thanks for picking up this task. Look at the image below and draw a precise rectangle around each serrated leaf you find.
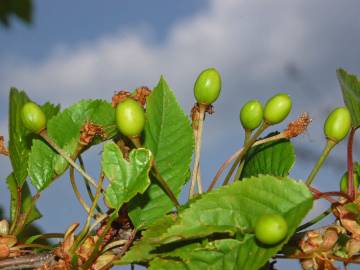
[120,214,176,264]
[337,68,360,127]
[241,135,295,179]
[148,237,277,270]
[156,175,313,246]
[28,140,56,191]
[8,88,60,187]
[102,142,152,210]
[8,88,32,186]
[129,76,194,229]
[28,100,116,191]
[41,102,61,121]
[6,174,41,225]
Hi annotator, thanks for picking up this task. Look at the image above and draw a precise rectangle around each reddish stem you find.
[309,186,337,203]
[347,128,356,201]
[313,191,352,202]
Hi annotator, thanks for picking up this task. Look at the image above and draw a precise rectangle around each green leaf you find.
[8,88,32,186]
[337,68,360,127]
[41,102,61,121]
[0,0,33,27]
[120,214,176,264]
[155,175,312,247]
[102,142,152,210]
[28,140,57,191]
[148,237,277,270]
[8,88,60,187]
[28,100,116,191]
[129,77,194,228]
[241,135,295,179]
[6,174,41,226]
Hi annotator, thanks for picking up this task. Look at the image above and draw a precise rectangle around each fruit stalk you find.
[305,140,336,186]
[69,166,91,214]
[189,104,206,198]
[222,122,268,186]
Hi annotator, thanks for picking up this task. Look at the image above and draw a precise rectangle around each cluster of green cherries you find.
[20,68,353,246]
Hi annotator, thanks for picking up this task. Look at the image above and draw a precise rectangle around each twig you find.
[0,253,56,270]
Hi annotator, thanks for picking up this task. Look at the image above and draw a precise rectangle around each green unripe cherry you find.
[340,172,359,193]
[21,102,46,133]
[255,214,288,245]
[116,98,145,137]
[240,99,263,130]
[263,93,292,125]
[323,107,351,143]
[194,68,222,105]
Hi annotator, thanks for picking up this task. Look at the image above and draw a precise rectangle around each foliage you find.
[0,69,360,270]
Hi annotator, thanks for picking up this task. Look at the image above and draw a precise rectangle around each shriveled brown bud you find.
[133,86,151,107]
[0,136,8,156]
[112,90,131,107]
[284,112,311,139]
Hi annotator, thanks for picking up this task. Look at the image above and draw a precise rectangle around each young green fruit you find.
[255,214,288,245]
[194,68,222,105]
[116,98,145,137]
[340,172,359,193]
[323,107,351,143]
[21,102,46,133]
[240,99,263,130]
[263,93,292,125]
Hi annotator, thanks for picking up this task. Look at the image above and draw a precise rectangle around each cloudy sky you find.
[1,0,360,269]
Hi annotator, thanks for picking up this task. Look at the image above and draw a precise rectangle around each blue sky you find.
[1,0,360,269]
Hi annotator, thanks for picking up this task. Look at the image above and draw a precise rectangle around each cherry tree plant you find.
[0,67,359,270]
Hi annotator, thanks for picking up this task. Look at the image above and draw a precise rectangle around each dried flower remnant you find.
[112,90,131,108]
[284,112,311,139]
[80,122,107,145]
[133,86,151,107]
[0,136,8,156]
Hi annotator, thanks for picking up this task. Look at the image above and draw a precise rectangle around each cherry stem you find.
[79,155,103,214]
[207,131,286,192]
[189,104,206,198]
[69,166,91,214]
[308,186,337,204]
[233,129,252,181]
[313,191,352,201]
[80,212,118,270]
[296,207,332,232]
[222,122,269,186]
[39,130,98,189]
[70,171,105,257]
[347,127,357,201]
[305,139,336,186]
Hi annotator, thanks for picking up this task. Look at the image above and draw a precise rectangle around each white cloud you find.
[1,0,360,165]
